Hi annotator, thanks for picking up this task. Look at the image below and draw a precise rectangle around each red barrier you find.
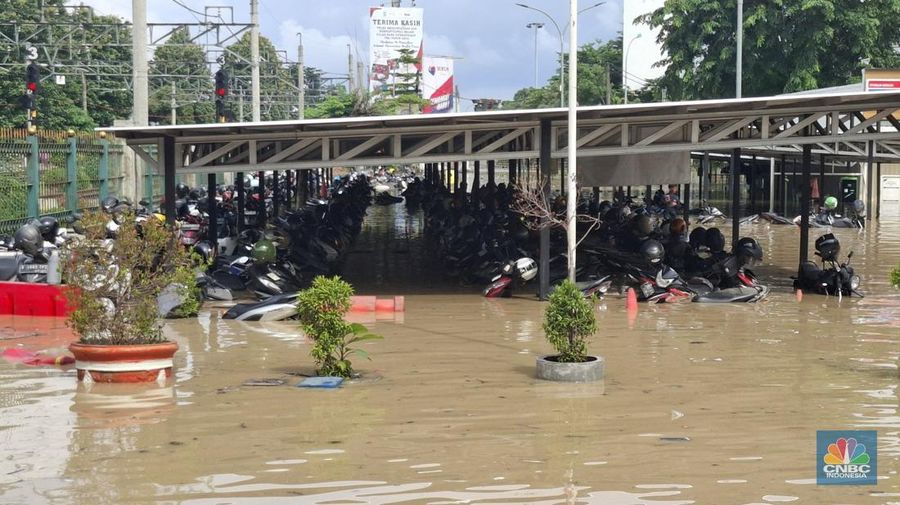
[0,282,72,317]
[350,295,406,313]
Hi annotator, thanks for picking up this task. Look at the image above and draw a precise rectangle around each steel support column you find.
[683,183,691,223]
[539,118,552,301]
[273,170,280,218]
[799,144,812,271]
[236,172,245,233]
[780,155,787,215]
[730,148,741,247]
[461,162,468,195]
[866,140,875,220]
[208,172,218,245]
[257,170,266,228]
[487,160,495,186]
[819,153,826,207]
[163,136,176,224]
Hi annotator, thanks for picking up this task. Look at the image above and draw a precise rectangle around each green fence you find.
[0,130,124,234]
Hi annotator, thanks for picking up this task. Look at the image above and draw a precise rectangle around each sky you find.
[74,0,646,109]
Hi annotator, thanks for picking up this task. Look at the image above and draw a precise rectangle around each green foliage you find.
[0,0,132,128]
[891,263,900,288]
[504,39,626,110]
[224,32,297,121]
[304,91,356,119]
[149,27,214,125]
[63,211,196,344]
[639,0,900,100]
[297,276,382,378]
[543,279,598,363]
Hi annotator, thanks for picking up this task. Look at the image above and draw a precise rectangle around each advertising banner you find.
[368,7,424,93]
[864,68,900,92]
[422,56,454,113]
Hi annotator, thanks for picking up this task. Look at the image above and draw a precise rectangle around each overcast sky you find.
[75,0,629,108]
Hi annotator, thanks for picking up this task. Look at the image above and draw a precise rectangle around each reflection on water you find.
[0,207,898,504]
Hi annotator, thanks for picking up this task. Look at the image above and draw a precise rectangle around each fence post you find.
[67,137,78,213]
[99,139,110,202]
[26,135,39,219]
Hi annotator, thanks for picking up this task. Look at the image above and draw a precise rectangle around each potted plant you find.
[891,263,900,288]
[536,279,604,382]
[64,211,196,383]
[297,276,382,379]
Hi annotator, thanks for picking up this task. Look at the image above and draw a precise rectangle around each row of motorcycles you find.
[409,180,863,302]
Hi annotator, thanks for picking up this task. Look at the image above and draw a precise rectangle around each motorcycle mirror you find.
[847,251,853,259]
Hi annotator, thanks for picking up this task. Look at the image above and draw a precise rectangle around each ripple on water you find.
[304,449,345,455]
[762,495,799,502]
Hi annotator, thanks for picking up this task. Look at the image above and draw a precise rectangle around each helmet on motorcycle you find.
[13,224,42,256]
[735,237,763,267]
[251,239,276,264]
[669,218,686,237]
[640,239,665,265]
[815,233,841,262]
[37,216,60,243]
[705,228,725,253]
[176,183,190,199]
[101,196,119,214]
[514,257,538,281]
[192,241,215,265]
[853,199,866,216]
[688,227,707,249]
[634,215,653,236]
[824,196,838,211]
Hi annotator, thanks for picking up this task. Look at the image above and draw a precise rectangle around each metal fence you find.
[0,129,124,234]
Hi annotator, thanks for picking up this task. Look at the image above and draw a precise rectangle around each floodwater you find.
[1,204,899,505]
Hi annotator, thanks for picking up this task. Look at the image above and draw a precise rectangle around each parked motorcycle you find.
[792,233,862,297]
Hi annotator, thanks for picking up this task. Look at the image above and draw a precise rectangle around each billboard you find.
[422,57,454,113]
[368,7,424,93]
[864,69,900,92]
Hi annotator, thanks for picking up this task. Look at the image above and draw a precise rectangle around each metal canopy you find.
[104,91,900,175]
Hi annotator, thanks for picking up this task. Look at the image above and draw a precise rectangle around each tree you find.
[0,0,132,128]
[639,0,900,100]
[224,32,296,121]
[503,39,626,110]
[149,27,214,125]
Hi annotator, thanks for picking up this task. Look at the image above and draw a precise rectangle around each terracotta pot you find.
[68,341,178,383]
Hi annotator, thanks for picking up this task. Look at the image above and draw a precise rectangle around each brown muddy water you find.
[1,205,899,505]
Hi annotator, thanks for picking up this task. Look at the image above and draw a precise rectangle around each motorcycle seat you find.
[0,252,24,281]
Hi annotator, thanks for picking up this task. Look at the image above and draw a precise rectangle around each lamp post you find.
[736,0,743,98]
[526,22,544,88]
[565,0,578,281]
[516,2,604,107]
[623,33,642,105]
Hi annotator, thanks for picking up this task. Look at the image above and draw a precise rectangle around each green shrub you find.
[543,279,598,363]
[297,276,382,378]
[63,211,196,344]
[891,264,900,288]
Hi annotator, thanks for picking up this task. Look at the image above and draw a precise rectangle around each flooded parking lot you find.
[1,205,899,504]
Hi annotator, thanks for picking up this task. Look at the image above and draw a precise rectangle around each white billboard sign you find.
[422,57,454,113]
[368,7,424,93]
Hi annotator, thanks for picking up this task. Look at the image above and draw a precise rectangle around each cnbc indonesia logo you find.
[817,431,877,485]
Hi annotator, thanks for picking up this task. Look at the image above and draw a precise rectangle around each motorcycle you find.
[792,233,862,297]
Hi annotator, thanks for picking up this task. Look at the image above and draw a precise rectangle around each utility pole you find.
[132,0,148,203]
[250,0,261,121]
[605,64,611,104]
[347,45,355,93]
[80,70,87,113]
[357,61,365,94]
[170,81,177,124]
[297,33,304,119]
[238,86,244,121]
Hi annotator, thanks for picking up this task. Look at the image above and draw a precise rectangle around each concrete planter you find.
[69,341,178,384]
[536,355,605,382]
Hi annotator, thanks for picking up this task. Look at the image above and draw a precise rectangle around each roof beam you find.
[403,132,457,158]
[264,138,320,164]
[477,127,530,154]
[187,141,244,168]
[635,120,688,147]
[336,135,389,161]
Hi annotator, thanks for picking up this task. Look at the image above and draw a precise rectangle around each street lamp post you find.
[736,0,743,98]
[623,33,642,105]
[526,22,544,88]
[566,0,578,281]
[516,2,604,108]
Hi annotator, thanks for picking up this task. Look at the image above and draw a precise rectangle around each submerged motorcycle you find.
[793,233,862,297]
